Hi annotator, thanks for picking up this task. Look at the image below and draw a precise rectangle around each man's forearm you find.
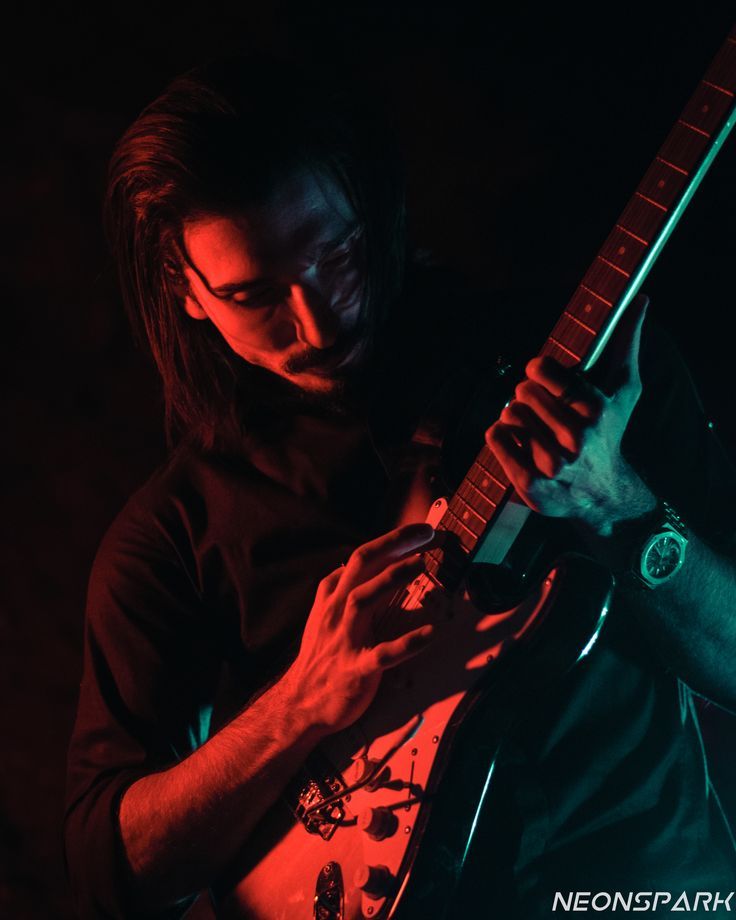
[579,466,736,711]
[626,532,736,710]
[119,668,325,911]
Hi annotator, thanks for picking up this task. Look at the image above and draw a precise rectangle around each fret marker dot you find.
[701,104,710,113]
[617,246,626,255]
[481,478,489,488]
[462,511,470,521]
[584,303,592,313]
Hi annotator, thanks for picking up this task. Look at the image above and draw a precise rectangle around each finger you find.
[340,523,435,594]
[344,555,426,635]
[497,402,566,477]
[366,624,435,671]
[525,359,604,420]
[513,379,587,453]
[316,566,344,601]
[525,355,569,397]
[486,421,542,501]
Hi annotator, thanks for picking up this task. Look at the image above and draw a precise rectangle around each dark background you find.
[2,4,735,917]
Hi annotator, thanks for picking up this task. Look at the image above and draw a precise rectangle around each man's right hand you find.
[283,523,437,735]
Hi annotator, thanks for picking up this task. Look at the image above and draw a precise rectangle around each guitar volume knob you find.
[353,864,394,900]
[358,806,399,841]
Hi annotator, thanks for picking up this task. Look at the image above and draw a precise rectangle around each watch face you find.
[643,534,684,580]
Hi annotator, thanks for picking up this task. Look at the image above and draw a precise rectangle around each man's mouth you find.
[284,331,365,377]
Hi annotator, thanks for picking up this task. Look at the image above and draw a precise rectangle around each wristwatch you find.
[631,500,689,588]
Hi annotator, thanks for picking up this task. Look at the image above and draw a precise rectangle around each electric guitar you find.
[207,27,736,920]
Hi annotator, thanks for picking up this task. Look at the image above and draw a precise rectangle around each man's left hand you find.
[485,294,653,537]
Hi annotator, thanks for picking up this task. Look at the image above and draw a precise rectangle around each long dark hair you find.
[105,54,407,449]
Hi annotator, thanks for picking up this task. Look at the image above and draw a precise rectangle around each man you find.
[65,54,736,918]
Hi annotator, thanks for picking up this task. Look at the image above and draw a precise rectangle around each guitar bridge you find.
[288,756,347,840]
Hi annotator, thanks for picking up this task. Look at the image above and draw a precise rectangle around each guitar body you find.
[216,545,612,920]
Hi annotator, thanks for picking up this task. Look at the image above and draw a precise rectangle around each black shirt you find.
[65,274,736,918]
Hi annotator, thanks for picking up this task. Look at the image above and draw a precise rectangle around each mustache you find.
[283,322,368,374]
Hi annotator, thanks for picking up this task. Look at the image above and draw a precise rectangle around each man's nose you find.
[289,282,340,349]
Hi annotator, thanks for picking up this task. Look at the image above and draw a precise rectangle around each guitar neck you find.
[424,26,736,590]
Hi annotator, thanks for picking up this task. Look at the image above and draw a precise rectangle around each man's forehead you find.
[182,168,356,284]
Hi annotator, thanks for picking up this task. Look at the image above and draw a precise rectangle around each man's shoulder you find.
[94,444,254,575]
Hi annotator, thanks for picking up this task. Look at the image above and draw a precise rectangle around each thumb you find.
[589,293,649,397]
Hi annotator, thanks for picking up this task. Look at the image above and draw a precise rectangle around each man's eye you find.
[325,247,351,263]
[229,290,273,307]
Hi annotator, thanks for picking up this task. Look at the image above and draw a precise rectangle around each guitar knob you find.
[352,757,380,783]
[353,864,394,900]
[358,806,399,841]
[352,757,390,791]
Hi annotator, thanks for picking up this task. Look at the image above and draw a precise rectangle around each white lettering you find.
[612,892,634,910]
[553,893,574,912]
[551,890,734,913]
[633,892,653,911]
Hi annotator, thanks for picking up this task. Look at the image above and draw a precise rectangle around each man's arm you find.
[486,296,736,712]
[118,523,436,911]
[563,458,736,710]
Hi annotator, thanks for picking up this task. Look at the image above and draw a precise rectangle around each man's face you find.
[180,168,367,395]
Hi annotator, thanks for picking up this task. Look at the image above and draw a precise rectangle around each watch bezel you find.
[638,527,688,586]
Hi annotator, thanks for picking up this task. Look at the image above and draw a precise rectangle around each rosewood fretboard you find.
[424,26,736,590]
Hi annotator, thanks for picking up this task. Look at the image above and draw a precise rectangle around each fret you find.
[447,496,487,537]
[579,283,612,307]
[615,223,649,247]
[563,311,597,336]
[618,194,668,242]
[677,118,711,139]
[582,258,630,304]
[459,477,498,513]
[546,336,582,363]
[465,476,506,512]
[544,339,579,367]
[596,255,630,278]
[473,456,508,492]
[681,83,734,134]
[550,313,596,356]
[701,79,734,98]
[659,121,711,173]
[442,507,478,548]
[638,160,689,210]
[634,191,668,212]
[563,286,612,329]
[655,156,689,177]
[601,226,649,275]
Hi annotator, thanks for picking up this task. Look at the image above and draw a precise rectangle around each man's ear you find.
[183,292,208,320]
[164,251,209,321]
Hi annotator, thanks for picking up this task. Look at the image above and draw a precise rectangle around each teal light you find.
[461,756,496,868]
[584,101,736,372]
[577,605,609,662]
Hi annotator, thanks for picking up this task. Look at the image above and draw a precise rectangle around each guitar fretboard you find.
[424,26,736,590]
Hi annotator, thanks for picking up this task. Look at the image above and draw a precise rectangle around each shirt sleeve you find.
[64,494,221,919]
